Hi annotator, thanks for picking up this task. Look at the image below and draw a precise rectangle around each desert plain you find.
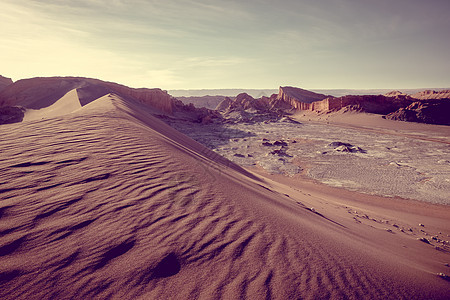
[0,76,449,299]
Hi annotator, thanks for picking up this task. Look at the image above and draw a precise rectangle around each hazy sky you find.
[1,0,449,89]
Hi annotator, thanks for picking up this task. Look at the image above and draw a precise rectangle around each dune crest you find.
[23,89,82,121]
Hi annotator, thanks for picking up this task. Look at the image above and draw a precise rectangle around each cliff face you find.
[103,83,175,114]
[272,86,328,110]
[0,75,13,92]
[311,95,413,114]
[278,86,329,104]
[0,77,176,114]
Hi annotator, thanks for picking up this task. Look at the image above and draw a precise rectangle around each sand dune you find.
[1,94,450,299]
[23,89,82,121]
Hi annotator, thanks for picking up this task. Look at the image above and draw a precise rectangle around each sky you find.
[1,0,449,90]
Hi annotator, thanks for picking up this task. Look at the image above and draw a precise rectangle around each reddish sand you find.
[0,94,449,299]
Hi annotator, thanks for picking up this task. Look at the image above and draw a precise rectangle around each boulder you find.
[0,106,25,124]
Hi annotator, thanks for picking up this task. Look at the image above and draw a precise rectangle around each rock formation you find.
[217,87,328,114]
[225,93,271,111]
[0,75,13,92]
[410,89,450,100]
[278,86,329,103]
[385,99,450,125]
[269,86,329,110]
[215,93,286,123]
[315,94,413,114]
[215,97,234,111]
[328,142,366,153]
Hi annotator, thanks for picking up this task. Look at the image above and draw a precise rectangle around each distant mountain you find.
[410,89,450,100]
[170,88,450,98]
[176,95,227,109]
[169,89,278,98]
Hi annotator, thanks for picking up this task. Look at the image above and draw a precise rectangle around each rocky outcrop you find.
[410,90,450,100]
[0,75,13,92]
[328,142,366,153]
[215,97,233,111]
[227,93,270,111]
[385,99,450,125]
[216,93,271,112]
[215,93,285,123]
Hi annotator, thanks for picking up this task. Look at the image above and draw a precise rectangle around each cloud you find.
[185,57,247,67]
[1,0,449,89]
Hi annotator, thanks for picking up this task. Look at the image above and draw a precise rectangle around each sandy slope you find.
[1,94,449,299]
[23,89,82,121]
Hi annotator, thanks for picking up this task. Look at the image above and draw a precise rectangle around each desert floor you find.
[167,110,450,205]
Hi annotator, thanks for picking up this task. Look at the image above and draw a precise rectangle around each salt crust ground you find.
[1,94,450,299]
[168,111,450,205]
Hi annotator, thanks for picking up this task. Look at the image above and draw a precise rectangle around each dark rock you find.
[270,149,292,157]
[385,99,450,125]
[0,106,25,125]
[329,142,353,148]
[273,140,288,147]
[418,237,431,244]
[329,142,366,153]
